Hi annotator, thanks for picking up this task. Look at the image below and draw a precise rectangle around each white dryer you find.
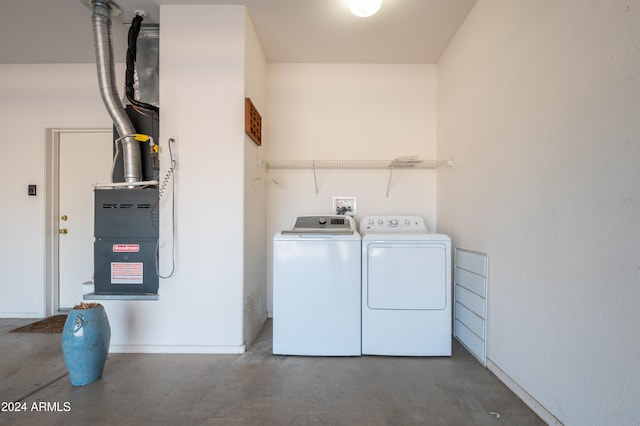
[360,216,451,356]
[273,215,361,356]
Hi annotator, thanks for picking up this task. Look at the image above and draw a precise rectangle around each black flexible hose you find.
[126,14,159,113]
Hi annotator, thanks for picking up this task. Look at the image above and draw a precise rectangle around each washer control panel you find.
[359,216,427,233]
[293,215,353,230]
[282,215,356,235]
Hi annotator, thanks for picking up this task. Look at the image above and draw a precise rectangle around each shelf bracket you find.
[386,164,394,197]
[312,160,319,196]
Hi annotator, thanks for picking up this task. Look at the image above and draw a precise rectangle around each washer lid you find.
[282,215,355,235]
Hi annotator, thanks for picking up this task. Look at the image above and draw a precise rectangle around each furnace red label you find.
[111,262,143,284]
[112,244,140,253]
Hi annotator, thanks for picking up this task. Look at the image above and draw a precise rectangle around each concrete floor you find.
[0,318,543,425]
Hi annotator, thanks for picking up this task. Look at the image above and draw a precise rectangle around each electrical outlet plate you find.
[332,196,356,216]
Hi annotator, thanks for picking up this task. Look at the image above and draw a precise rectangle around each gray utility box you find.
[94,188,159,295]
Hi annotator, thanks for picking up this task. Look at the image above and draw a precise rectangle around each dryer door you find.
[367,242,447,310]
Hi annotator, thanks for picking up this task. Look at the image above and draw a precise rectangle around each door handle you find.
[59,228,68,234]
[61,215,68,221]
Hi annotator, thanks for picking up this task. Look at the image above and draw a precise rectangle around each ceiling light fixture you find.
[347,0,382,18]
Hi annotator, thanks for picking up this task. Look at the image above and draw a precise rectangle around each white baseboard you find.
[0,313,41,319]
[486,358,563,425]
[108,344,246,354]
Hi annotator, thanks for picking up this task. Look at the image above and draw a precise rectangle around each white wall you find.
[0,5,268,353]
[0,64,112,318]
[101,4,247,353]
[437,0,640,424]
[265,64,438,314]
[243,10,268,346]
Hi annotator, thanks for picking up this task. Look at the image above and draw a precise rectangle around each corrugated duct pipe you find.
[87,0,142,183]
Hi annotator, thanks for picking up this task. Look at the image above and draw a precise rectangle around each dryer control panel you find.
[359,216,427,234]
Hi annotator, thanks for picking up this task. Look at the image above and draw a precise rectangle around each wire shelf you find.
[265,159,449,170]
[263,158,452,197]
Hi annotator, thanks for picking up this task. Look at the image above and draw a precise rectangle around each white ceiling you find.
[0,0,476,64]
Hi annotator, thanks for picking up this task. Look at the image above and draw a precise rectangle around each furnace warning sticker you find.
[111,262,143,284]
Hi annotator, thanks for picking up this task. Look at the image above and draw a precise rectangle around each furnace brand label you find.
[111,262,143,284]
[112,244,140,253]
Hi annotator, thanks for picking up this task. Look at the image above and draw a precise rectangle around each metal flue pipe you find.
[89,0,142,183]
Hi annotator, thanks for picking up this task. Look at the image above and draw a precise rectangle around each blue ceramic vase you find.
[61,304,111,386]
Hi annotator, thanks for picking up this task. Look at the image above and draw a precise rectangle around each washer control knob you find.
[318,217,327,225]
[390,219,399,227]
[368,219,374,225]
[405,219,411,225]
[378,220,384,225]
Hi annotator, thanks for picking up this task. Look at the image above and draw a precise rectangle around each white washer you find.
[273,215,361,356]
[360,216,452,356]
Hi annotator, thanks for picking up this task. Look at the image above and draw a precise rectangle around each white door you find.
[58,131,112,309]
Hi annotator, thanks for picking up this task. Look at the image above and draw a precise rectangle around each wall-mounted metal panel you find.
[454,249,488,365]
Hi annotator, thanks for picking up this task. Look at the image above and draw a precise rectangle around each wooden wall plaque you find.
[245,98,262,146]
